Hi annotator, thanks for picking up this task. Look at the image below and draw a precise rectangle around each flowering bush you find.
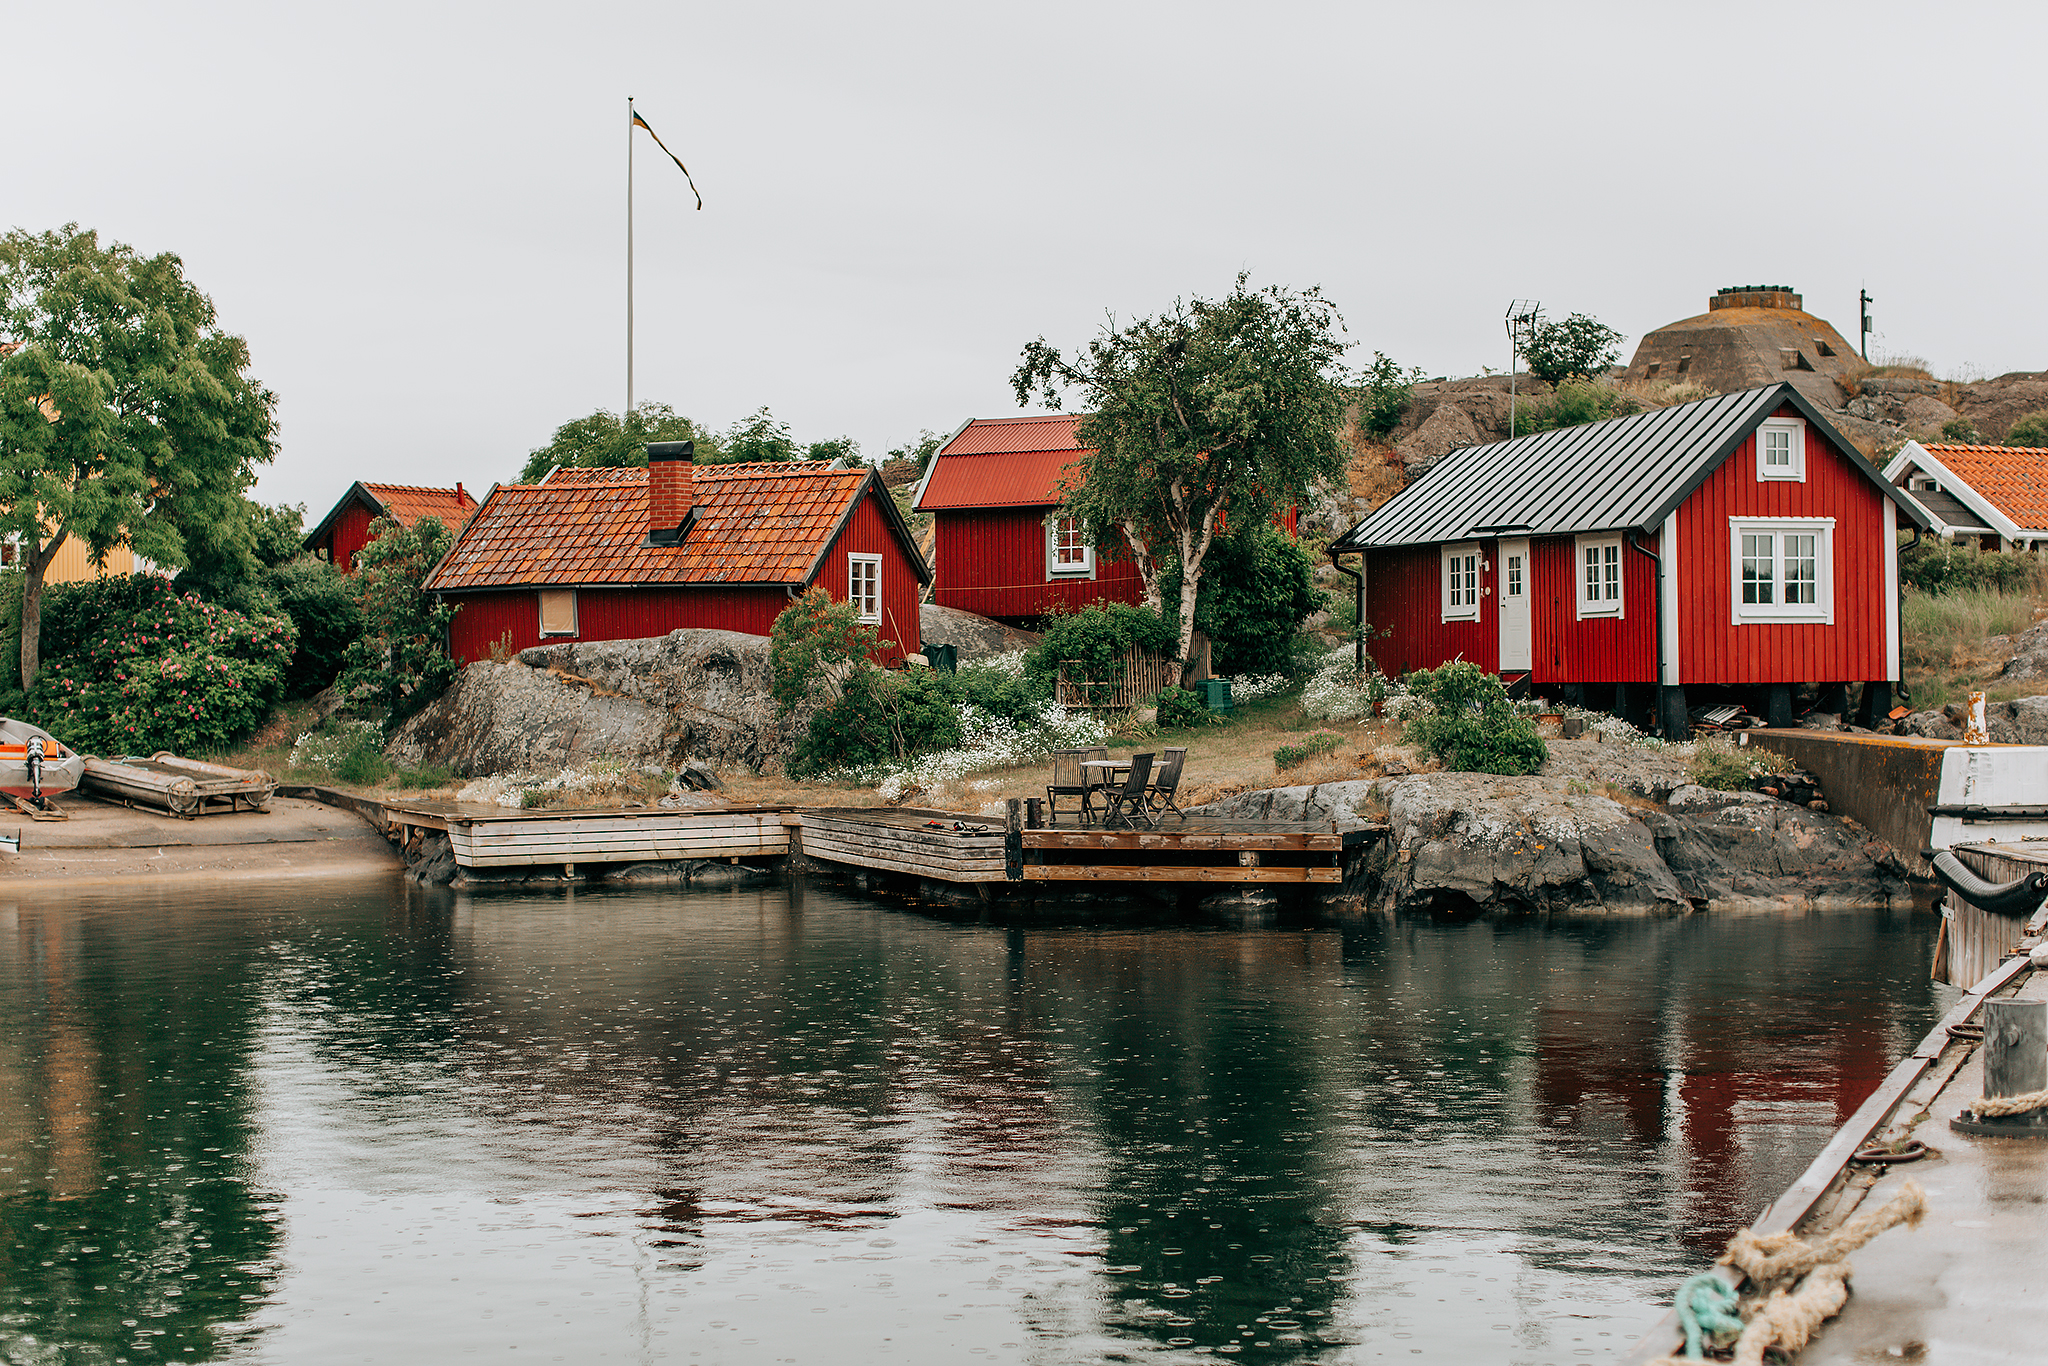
[1300,647,1416,723]
[1220,671,1291,702]
[289,720,383,773]
[27,575,295,756]
[858,698,1110,801]
[454,758,649,808]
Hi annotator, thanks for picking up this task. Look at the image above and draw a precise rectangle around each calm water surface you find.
[0,878,1946,1365]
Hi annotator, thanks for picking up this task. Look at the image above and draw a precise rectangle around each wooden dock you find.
[374,798,1375,890]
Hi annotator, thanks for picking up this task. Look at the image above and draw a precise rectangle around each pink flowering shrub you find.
[27,575,296,756]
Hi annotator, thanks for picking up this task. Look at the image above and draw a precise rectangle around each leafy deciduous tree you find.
[340,515,458,725]
[517,403,722,483]
[0,224,277,689]
[1519,313,1625,386]
[1012,275,1350,677]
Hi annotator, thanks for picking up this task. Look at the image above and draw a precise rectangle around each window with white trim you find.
[1440,542,1480,622]
[1756,417,1806,481]
[848,554,882,623]
[1576,535,1623,618]
[1047,515,1093,576]
[1730,518,1834,624]
[1504,551,1523,599]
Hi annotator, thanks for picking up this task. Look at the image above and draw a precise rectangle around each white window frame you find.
[1440,542,1481,622]
[1045,514,1094,578]
[1575,534,1624,619]
[1729,517,1834,624]
[1756,417,1807,482]
[848,554,882,623]
[538,588,578,636]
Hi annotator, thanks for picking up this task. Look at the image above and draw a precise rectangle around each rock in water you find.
[386,629,808,777]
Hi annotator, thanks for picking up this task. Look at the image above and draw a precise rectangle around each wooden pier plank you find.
[1023,830,1341,851]
[1021,865,1340,884]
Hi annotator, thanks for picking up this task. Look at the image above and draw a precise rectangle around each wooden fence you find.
[1056,651,1172,711]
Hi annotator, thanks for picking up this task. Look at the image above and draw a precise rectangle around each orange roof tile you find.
[425,462,914,591]
[361,482,479,528]
[1921,443,2048,530]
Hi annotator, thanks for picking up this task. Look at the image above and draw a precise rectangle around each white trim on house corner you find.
[1729,516,1835,625]
[1756,416,1807,482]
[1884,498,1901,680]
[1575,533,1624,620]
[1440,541,1481,622]
[1661,512,1681,685]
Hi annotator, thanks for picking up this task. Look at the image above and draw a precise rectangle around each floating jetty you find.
[375,797,1376,891]
[1625,839,2048,1363]
[79,753,275,818]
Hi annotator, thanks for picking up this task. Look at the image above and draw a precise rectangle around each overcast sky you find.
[11,0,2044,515]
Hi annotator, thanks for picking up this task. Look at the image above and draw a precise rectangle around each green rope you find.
[1675,1272,1744,1358]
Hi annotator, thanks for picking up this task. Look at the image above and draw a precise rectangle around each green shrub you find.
[786,667,969,779]
[1155,685,1214,728]
[770,585,884,715]
[1689,737,1775,792]
[1519,313,1624,386]
[334,743,392,786]
[1356,352,1423,438]
[26,575,295,756]
[340,515,458,727]
[1940,418,1981,443]
[267,555,365,697]
[1515,378,1642,434]
[1024,603,1176,696]
[388,764,453,790]
[1899,539,2037,596]
[2007,411,2048,448]
[1401,661,1548,775]
[1161,525,1321,676]
[1274,732,1342,770]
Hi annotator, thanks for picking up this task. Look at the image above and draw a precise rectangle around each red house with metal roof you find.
[1330,384,1931,735]
[912,415,1146,625]
[305,481,480,572]
[423,446,928,666]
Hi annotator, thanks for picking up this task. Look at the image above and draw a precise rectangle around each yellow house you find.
[1,535,143,584]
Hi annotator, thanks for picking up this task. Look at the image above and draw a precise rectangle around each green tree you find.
[1012,275,1351,677]
[886,429,945,470]
[1356,351,1424,438]
[0,224,277,689]
[769,585,884,715]
[1163,524,1321,675]
[2006,410,2048,447]
[716,406,806,464]
[517,402,722,482]
[1402,661,1547,775]
[340,515,458,725]
[1520,312,1625,386]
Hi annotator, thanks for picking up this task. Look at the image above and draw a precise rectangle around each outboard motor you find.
[26,735,43,803]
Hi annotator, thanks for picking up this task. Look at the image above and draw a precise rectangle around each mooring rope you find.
[1970,1086,2048,1117]
[1647,1181,1925,1363]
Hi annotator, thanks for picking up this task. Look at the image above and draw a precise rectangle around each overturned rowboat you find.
[0,717,85,814]
[79,753,275,818]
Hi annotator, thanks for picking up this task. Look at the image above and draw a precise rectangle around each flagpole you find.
[626,95,635,422]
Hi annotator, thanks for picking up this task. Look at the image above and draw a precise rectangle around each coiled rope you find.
[1648,1180,1925,1363]
[1970,1086,2048,1117]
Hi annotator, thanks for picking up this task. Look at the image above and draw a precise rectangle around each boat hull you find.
[0,718,84,802]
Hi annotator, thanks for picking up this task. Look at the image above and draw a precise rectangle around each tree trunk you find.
[19,526,68,694]
[19,564,45,693]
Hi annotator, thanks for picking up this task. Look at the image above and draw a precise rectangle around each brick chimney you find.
[646,440,695,545]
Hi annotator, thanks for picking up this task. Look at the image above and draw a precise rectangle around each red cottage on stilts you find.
[1329,384,1932,735]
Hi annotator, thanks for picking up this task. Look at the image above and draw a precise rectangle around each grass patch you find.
[1900,588,2041,711]
[1689,737,1784,791]
[1274,732,1343,770]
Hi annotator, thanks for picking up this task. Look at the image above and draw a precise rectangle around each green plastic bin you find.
[1197,678,1233,713]
[926,643,958,673]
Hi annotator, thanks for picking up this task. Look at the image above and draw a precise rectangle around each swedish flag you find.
[632,108,702,210]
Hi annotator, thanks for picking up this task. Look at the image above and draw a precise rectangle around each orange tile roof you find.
[425,462,908,591]
[1921,443,2048,530]
[362,482,479,528]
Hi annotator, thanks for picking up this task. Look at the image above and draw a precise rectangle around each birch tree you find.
[1011,276,1349,678]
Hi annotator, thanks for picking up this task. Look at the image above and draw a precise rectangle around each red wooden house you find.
[305,482,480,572]
[1329,384,1931,735]
[913,415,1145,625]
[423,445,928,665]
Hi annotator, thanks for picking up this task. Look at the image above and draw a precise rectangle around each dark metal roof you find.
[1331,383,1929,551]
[1896,485,1994,533]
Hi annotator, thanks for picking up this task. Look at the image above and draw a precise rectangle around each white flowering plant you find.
[1300,647,1419,722]
[838,698,1110,802]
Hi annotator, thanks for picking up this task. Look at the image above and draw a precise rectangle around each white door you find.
[1498,537,1532,672]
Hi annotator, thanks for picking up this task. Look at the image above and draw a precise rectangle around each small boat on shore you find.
[0,718,84,810]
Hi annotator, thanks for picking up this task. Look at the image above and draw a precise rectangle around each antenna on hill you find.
[1506,300,1543,439]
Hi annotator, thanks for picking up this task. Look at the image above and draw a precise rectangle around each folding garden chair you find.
[1099,753,1157,829]
[1046,749,1097,826]
[1147,746,1188,822]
